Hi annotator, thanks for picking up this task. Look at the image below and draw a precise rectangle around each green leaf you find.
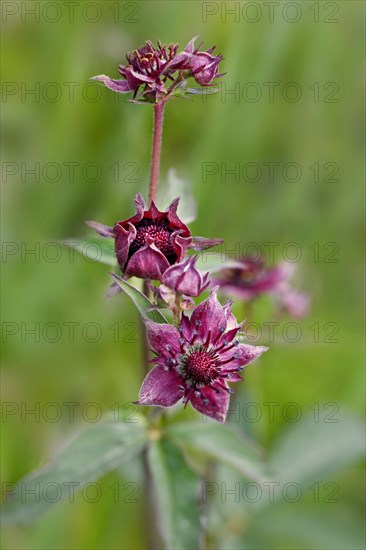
[2,419,147,525]
[148,438,201,550]
[111,274,168,324]
[63,236,117,267]
[166,422,266,483]
[268,411,365,484]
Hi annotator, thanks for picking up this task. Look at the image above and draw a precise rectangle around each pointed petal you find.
[220,326,240,344]
[221,344,268,371]
[191,386,230,423]
[134,192,146,210]
[145,321,181,356]
[167,198,191,233]
[125,193,146,226]
[136,366,182,407]
[222,299,241,332]
[191,287,227,343]
[91,75,132,93]
[85,220,114,238]
[184,36,199,54]
[146,200,162,220]
[118,193,146,228]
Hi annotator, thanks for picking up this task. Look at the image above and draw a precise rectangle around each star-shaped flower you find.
[137,288,267,422]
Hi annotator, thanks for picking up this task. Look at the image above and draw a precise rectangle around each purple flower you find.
[136,288,267,422]
[213,257,286,300]
[184,37,224,86]
[92,40,188,100]
[213,257,309,317]
[91,38,224,101]
[87,194,221,282]
[162,256,210,297]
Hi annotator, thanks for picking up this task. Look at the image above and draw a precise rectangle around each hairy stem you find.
[142,98,168,549]
[148,102,165,205]
[140,280,160,549]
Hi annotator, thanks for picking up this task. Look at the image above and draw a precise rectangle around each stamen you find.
[182,387,193,407]
[203,330,212,348]
[216,342,237,354]
[213,325,226,344]
[215,380,233,394]
[219,357,236,366]
[190,329,198,345]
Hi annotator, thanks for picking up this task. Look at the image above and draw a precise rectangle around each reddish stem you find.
[142,100,166,550]
[148,102,165,205]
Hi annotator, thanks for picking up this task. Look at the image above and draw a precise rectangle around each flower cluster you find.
[88,193,269,421]
[83,37,308,422]
[92,37,224,102]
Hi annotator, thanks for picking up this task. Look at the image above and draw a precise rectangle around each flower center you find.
[129,42,178,78]
[180,346,220,386]
[129,219,176,263]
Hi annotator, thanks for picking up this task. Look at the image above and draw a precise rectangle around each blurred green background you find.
[1,1,365,549]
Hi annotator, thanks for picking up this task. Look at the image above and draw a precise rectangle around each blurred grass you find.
[1,1,365,549]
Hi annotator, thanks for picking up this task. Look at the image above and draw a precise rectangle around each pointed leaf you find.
[2,419,147,525]
[111,274,168,324]
[166,422,266,483]
[148,438,201,550]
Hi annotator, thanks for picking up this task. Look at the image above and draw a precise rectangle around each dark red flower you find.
[136,287,267,422]
[87,194,221,282]
[91,38,224,102]
[92,40,188,100]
